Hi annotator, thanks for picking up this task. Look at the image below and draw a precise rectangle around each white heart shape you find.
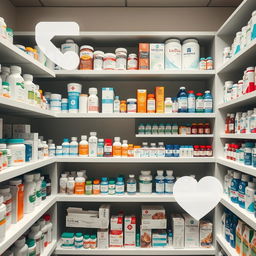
[173,176,223,221]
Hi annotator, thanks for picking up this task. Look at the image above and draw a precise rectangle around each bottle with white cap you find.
[0,17,7,39]
[113,137,122,157]
[24,174,36,214]
[23,74,35,105]
[38,219,48,250]
[88,88,99,113]
[33,173,42,206]
[6,65,25,101]
[245,182,256,212]
[1,66,10,82]
[165,170,175,194]
[60,173,68,194]
[0,195,6,242]
[70,137,78,156]
[155,170,165,194]
[44,214,53,245]
[79,135,88,156]
[0,186,12,229]
[12,236,28,256]
[28,223,42,256]
[89,132,98,157]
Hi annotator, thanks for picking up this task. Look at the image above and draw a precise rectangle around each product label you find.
[68,92,79,110]
[188,97,195,111]
[156,180,164,193]
[127,183,136,193]
[101,184,108,193]
[75,182,85,194]
[116,184,124,194]
[178,97,188,111]
[79,144,88,156]
[204,99,213,111]
[88,98,99,112]
[69,145,78,155]
[196,99,204,111]
[113,146,121,157]
[89,142,97,157]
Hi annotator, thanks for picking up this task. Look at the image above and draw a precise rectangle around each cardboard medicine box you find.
[150,43,164,71]
[171,214,185,249]
[182,214,199,248]
[124,215,136,247]
[139,43,150,70]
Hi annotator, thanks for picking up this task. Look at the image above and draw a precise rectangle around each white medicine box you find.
[102,87,114,113]
[150,44,164,71]
[182,213,199,248]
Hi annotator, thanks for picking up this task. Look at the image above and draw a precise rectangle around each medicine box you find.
[242,225,254,256]
[236,220,246,255]
[111,215,123,231]
[102,88,114,113]
[140,226,152,248]
[13,124,31,135]
[199,221,213,248]
[182,214,199,248]
[109,230,123,247]
[124,215,136,247]
[137,89,147,113]
[141,219,167,229]
[155,87,165,113]
[97,229,109,249]
[99,204,111,219]
[139,43,150,70]
[171,214,185,249]
[152,230,167,247]
[150,43,165,71]
[141,205,166,219]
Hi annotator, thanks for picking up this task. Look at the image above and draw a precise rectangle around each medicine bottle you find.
[28,224,42,256]
[67,177,75,195]
[80,45,94,70]
[104,139,113,157]
[115,48,127,70]
[113,137,122,157]
[24,174,36,214]
[75,233,84,248]
[121,140,128,157]
[88,88,99,113]
[108,180,116,195]
[103,53,116,70]
[127,174,136,194]
[0,17,7,39]
[93,179,100,194]
[113,96,120,113]
[89,132,98,157]
[62,138,70,156]
[60,174,68,194]
[0,195,6,242]
[33,173,42,206]
[147,94,155,113]
[23,74,35,105]
[100,177,108,194]
[93,51,104,70]
[120,100,127,113]
[0,186,12,229]
[127,53,138,70]
[56,146,63,156]
[75,172,85,194]
[79,135,89,157]
[116,177,125,195]
[70,137,78,156]
[97,139,104,157]
[26,239,36,256]
[139,171,152,193]
[79,94,88,113]
[12,236,28,256]
[85,181,93,195]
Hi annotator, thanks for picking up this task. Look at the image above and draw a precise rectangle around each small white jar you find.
[139,170,152,193]
[182,39,200,70]
[50,93,61,113]
[7,139,25,166]
[115,48,127,70]
[127,98,137,113]
[93,51,104,70]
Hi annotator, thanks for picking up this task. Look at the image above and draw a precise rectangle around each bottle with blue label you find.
[173,145,180,157]
[229,215,238,248]
[165,145,173,157]
[203,90,213,113]
[187,90,195,113]
[100,177,109,194]
[62,138,70,156]
[165,170,175,194]
[67,83,82,113]
[245,182,256,213]
[238,174,249,209]
[224,210,231,243]
[116,177,125,195]
[177,87,188,113]
[244,142,254,165]
[230,171,241,204]
[155,170,165,194]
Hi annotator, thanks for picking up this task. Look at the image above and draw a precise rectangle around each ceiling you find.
[9,0,243,7]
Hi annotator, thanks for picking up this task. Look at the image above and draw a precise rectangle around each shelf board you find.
[56,157,215,163]
[220,133,256,140]
[0,37,55,78]
[217,39,256,75]
[221,195,256,230]
[216,235,238,256]
[217,158,256,177]
[136,134,214,138]
[218,91,256,110]
[55,113,216,119]
[56,193,176,202]
[42,240,57,256]
[0,157,55,183]
[0,97,54,118]
[55,243,215,255]
[54,70,215,80]
[0,196,56,255]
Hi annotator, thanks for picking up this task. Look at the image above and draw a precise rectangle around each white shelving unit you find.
[0,37,55,78]
[216,235,237,256]
[220,133,256,139]
[55,244,216,255]
[136,134,214,138]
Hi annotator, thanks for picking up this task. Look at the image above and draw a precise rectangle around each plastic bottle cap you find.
[234,172,241,179]
[31,223,41,232]
[166,170,173,176]
[26,239,35,248]
[81,135,87,141]
[90,132,97,136]
[10,65,22,74]
[71,137,77,141]
[23,74,33,81]
[129,174,135,178]
[24,174,34,182]
[157,170,164,176]
[15,236,26,247]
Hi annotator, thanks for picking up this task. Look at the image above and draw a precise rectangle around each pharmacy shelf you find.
[42,240,57,256]
[217,0,255,37]
[55,243,215,255]
[56,157,215,163]
[0,97,54,118]
[136,134,214,138]
[220,195,256,230]
[216,235,237,256]
[0,37,55,78]
[55,113,216,119]
[0,157,55,183]
[54,70,215,80]
[218,91,256,111]
[0,195,56,255]
[217,39,256,75]
[220,134,256,140]
[56,193,176,202]
[217,158,256,177]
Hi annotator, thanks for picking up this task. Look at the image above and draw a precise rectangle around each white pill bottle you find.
[165,39,182,70]
[182,39,200,70]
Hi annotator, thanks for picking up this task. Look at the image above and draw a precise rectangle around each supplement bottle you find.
[67,83,82,113]
[24,174,36,214]
[164,97,172,113]
[108,179,116,195]
[139,171,152,194]
[1,66,10,82]
[75,172,85,194]
[62,138,70,156]
[100,177,108,194]
[0,195,6,242]
[70,137,78,156]
[113,137,122,157]
[97,138,104,157]
[60,174,68,194]
[116,177,125,195]
[245,182,256,212]
[39,219,48,249]
[79,135,89,157]
[67,177,75,195]
[121,140,128,157]
[177,87,188,113]
[230,171,241,204]
[104,139,113,157]
[12,236,28,256]
[147,94,156,113]
[93,51,104,70]
[195,93,204,113]
[115,48,127,70]
[56,146,63,156]
[85,180,93,195]
[75,233,84,248]
[113,96,120,113]
[155,170,165,194]
[89,132,98,157]
[127,53,138,70]
[92,179,100,194]
[40,177,47,201]
[61,39,79,56]
[88,88,99,113]
[80,45,94,70]
[127,174,136,195]
[0,186,11,229]
[238,174,249,208]
[44,214,53,245]
[79,94,88,113]
[42,141,49,157]
[48,144,55,157]
[203,90,213,113]
[165,170,175,194]
[61,98,68,113]
[23,74,35,105]
[165,39,181,70]
[26,239,36,256]
[83,234,91,249]
[182,39,200,70]
[7,66,25,101]
[28,224,42,256]
[187,90,195,113]
[33,173,42,206]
